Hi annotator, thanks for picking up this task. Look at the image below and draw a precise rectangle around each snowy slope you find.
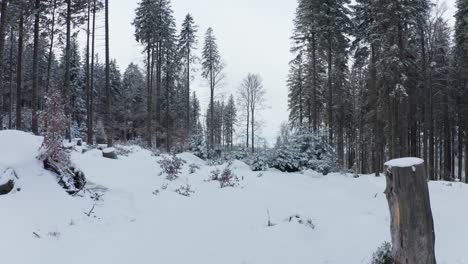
[1,130,467,264]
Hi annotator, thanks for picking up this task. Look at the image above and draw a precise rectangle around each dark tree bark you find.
[8,27,13,129]
[16,9,24,130]
[146,45,153,146]
[251,103,255,153]
[89,0,96,145]
[104,0,112,147]
[186,41,191,134]
[384,158,436,264]
[465,120,468,183]
[31,0,41,135]
[86,0,91,144]
[64,0,71,140]
[45,0,57,93]
[327,31,333,144]
[0,0,9,130]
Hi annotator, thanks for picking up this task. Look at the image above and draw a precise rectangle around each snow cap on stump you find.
[384,157,424,168]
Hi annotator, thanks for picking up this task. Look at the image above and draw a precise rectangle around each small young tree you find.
[38,89,68,165]
[38,89,86,194]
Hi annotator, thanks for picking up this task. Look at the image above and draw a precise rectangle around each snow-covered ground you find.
[1,130,468,264]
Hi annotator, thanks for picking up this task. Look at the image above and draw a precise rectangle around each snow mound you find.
[384,157,424,168]
[177,152,205,165]
[230,159,250,170]
[0,130,43,169]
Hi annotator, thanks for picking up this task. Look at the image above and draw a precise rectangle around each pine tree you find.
[178,13,198,133]
[202,27,223,151]
[120,63,146,140]
[288,51,307,127]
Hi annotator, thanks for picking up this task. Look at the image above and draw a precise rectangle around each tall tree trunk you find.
[64,0,71,140]
[465,120,468,183]
[156,42,162,147]
[327,32,333,144]
[45,0,57,93]
[146,45,153,146]
[86,0,91,144]
[246,104,249,149]
[421,26,430,178]
[429,68,435,180]
[457,107,463,181]
[8,27,13,129]
[16,10,24,130]
[31,0,41,135]
[89,0,96,145]
[165,56,170,152]
[312,33,318,132]
[105,0,112,147]
[370,45,380,175]
[251,105,255,153]
[0,0,9,130]
[186,46,190,134]
[210,64,214,150]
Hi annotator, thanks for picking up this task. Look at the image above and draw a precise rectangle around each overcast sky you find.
[84,0,457,145]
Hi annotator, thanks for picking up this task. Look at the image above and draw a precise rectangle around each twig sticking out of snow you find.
[267,209,275,227]
[84,204,95,217]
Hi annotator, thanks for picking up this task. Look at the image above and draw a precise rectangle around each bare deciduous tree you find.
[238,73,266,153]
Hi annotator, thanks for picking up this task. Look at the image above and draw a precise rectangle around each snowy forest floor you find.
[1,130,468,264]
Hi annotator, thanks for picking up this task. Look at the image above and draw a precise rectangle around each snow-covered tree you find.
[202,27,224,150]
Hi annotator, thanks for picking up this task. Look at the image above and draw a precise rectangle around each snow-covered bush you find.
[158,155,186,180]
[230,148,249,161]
[210,167,239,188]
[250,151,271,171]
[370,242,393,264]
[189,163,200,174]
[271,146,300,172]
[189,130,207,159]
[271,129,338,174]
[174,184,195,197]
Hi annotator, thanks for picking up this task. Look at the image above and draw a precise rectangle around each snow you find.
[102,147,116,154]
[384,157,424,168]
[1,130,468,263]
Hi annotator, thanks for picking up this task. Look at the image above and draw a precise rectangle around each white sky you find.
[82,0,457,145]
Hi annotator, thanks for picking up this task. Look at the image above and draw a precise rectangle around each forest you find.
[1,0,468,263]
[0,0,467,180]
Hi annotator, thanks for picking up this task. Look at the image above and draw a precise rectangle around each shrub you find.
[272,128,338,174]
[158,155,186,180]
[190,129,207,159]
[210,167,239,188]
[174,184,195,197]
[189,163,200,174]
[250,151,271,171]
[370,242,393,264]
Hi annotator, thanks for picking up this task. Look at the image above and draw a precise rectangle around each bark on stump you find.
[0,179,14,195]
[102,147,117,159]
[384,158,436,264]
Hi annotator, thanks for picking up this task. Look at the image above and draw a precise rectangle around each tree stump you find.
[384,158,436,264]
[102,147,117,159]
[0,168,18,195]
